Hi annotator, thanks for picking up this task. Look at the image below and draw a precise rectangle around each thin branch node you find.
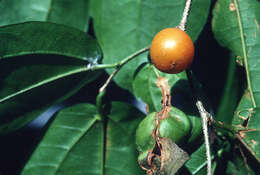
[196,101,212,175]
[99,47,149,93]
[99,69,118,93]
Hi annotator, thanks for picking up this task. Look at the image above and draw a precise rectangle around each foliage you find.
[0,0,260,175]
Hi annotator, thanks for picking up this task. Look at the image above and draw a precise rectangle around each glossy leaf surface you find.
[0,0,89,31]
[91,0,210,91]
[22,102,145,175]
[0,22,102,134]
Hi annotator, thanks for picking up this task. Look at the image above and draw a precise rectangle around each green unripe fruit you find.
[136,107,192,152]
[187,116,203,144]
[136,112,156,152]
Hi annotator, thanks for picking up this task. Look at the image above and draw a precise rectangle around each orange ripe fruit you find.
[150,28,194,74]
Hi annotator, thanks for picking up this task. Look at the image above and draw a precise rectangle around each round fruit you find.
[150,28,194,74]
[136,107,191,152]
[136,112,156,152]
[187,115,203,144]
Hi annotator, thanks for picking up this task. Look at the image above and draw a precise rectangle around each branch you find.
[196,101,212,175]
[99,46,149,93]
[208,117,243,133]
[179,0,212,174]
[99,68,119,93]
[186,70,212,175]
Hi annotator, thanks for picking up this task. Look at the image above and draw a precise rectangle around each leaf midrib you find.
[0,66,88,103]
[234,0,256,107]
[0,50,87,61]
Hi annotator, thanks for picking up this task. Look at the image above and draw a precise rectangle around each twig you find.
[238,144,252,175]
[99,46,149,93]
[209,117,243,133]
[178,0,192,31]
[179,0,212,174]
[186,70,212,175]
[196,101,212,175]
[99,69,119,93]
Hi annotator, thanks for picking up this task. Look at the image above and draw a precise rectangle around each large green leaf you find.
[213,0,260,162]
[22,102,145,175]
[91,0,211,91]
[0,0,90,31]
[213,0,260,107]
[0,22,102,134]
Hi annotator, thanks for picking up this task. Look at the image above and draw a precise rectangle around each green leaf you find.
[187,114,203,144]
[226,147,256,175]
[108,101,145,135]
[185,144,217,175]
[106,102,145,175]
[232,92,260,163]
[133,63,185,112]
[213,0,260,162]
[232,90,253,127]
[91,0,210,91]
[185,144,207,174]
[215,53,244,124]
[0,22,102,134]
[0,0,90,31]
[232,90,260,163]
[213,0,260,107]
[0,22,101,61]
[212,0,242,58]
[22,102,145,175]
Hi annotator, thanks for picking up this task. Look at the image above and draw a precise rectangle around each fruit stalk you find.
[178,0,192,31]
